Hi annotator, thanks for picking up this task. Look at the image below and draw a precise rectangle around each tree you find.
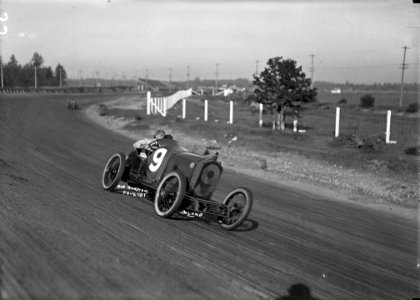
[253,57,317,130]
[39,66,54,86]
[31,52,44,88]
[54,64,67,87]
[4,55,21,87]
[31,52,44,67]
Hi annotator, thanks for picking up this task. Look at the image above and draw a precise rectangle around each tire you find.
[219,187,253,231]
[102,152,126,191]
[154,171,186,218]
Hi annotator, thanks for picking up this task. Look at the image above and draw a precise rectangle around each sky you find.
[0,0,419,84]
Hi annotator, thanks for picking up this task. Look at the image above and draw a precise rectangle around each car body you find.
[127,138,222,200]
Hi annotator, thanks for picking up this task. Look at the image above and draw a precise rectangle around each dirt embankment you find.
[84,96,419,216]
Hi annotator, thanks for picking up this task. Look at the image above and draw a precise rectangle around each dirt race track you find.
[0,95,418,299]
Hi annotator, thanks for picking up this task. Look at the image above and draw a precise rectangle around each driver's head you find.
[154,129,166,140]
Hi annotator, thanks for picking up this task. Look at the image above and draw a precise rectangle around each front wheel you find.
[102,152,126,191]
[219,187,253,231]
[154,171,186,218]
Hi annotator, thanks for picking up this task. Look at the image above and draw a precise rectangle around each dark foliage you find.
[406,102,418,113]
[1,53,67,88]
[253,56,317,109]
[405,146,420,156]
[360,94,375,108]
[337,98,347,105]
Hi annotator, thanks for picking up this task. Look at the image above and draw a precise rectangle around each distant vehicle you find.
[101,138,253,230]
[97,104,108,116]
[67,101,80,110]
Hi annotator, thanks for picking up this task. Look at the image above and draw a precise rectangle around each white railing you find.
[147,88,192,117]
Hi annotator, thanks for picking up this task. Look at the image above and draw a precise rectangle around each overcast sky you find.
[0,0,419,83]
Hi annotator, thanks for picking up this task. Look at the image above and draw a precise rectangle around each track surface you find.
[0,95,418,299]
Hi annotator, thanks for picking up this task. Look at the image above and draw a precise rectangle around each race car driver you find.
[126,129,167,179]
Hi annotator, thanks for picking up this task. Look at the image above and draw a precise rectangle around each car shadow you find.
[274,283,319,300]
[192,216,259,232]
[234,219,259,232]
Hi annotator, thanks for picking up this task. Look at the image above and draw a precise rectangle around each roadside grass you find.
[106,95,419,178]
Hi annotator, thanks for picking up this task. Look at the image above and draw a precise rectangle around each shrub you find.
[405,146,420,156]
[360,94,375,108]
[337,98,347,105]
[406,102,418,113]
[245,94,256,104]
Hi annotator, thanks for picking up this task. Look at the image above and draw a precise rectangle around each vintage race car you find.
[101,137,253,230]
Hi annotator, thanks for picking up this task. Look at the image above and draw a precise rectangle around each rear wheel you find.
[102,152,126,191]
[154,171,186,218]
[219,187,253,231]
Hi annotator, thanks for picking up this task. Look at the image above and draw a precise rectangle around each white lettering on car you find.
[149,148,167,172]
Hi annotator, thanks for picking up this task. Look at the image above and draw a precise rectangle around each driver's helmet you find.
[154,129,166,140]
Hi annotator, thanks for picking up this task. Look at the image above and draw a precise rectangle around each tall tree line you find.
[1,52,67,88]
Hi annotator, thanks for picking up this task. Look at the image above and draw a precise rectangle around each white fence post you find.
[385,110,396,144]
[204,100,208,122]
[163,97,167,117]
[335,107,340,137]
[182,99,186,119]
[229,101,233,124]
[293,119,298,132]
[146,91,151,115]
[259,103,263,127]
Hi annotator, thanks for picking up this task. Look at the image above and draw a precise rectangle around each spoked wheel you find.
[219,187,253,231]
[154,171,186,218]
[102,152,126,191]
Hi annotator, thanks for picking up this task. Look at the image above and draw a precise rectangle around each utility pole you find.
[215,63,219,94]
[255,60,259,76]
[399,46,409,107]
[186,65,190,89]
[78,70,82,87]
[59,65,62,88]
[96,71,100,87]
[168,68,172,92]
[309,54,315,87]
[34,65,38,89]
[145,69,149,90]
[0,56,3,88]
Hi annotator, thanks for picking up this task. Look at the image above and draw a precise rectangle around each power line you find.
[316,63,400,70]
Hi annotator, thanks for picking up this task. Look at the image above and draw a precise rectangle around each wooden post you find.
[229,101,233,124]
[163,97,167,117]
[386,110,391,144]
[204,100,208,122]
[146,91,151,115]
[335,107,340,137]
